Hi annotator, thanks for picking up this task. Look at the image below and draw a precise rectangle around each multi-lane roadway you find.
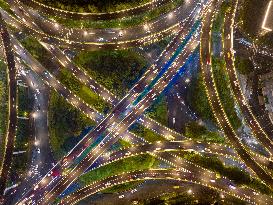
[200,0,273,189]
[0,13,18,197]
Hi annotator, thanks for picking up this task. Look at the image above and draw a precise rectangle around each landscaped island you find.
[36,0,151,13]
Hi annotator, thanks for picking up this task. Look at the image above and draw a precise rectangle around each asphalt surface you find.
[17,2,209,203]
[200,0,273,190]
[0,13,18,197]
[2,0,272,204]
[40,29,200,205]
[40,42,182,141]
[6,68,55,205]
[60,152,272,205]
[223,7,273,157]
[17,0,172,20]
[3,0,199,50]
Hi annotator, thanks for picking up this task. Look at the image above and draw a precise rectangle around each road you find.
[60,152,272,205]
[17,2,212,203]
[223,6,273,157]
[39,20,201,204]
[0,13,18,198]
[40,42,182,140]
[83,140,273,174]
[3,0,200,50]
[6,66,55,205]
[200,0,273,189]
[10,0,192,43]
[17,0,172,21]
[2,4,198,143]
[9,35,149,147]
[80,180,220,205]
[167,53,199,133]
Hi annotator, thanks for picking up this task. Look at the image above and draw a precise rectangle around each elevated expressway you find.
[3,0,272,204]
[2,6,183,141]
[61,170,271,205]
[38,12,206,204]
[0,13,18,196]
[4,0,200,50]
[16,0,172,20]
[222,2,273,157]
[14,0,206,178]
[89,141,273,173]
[60,152,273,205]
[16,1,273,203]
[13,2,204,199]
[200,0,273,189]
[18,11,203,204]
[1,1,204,141]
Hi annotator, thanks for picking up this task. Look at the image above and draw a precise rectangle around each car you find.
[51,169,60,177]
[98,37,104,42]
[37,105,41,110]
[36,148,40,154]
[118,31,123,37]
[131,189,137,193]
[206,57,210,65]
[36,89,40,94]
[118,195,124,199]
[229,185,236,190]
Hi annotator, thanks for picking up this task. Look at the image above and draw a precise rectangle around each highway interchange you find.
[0,0,273,204]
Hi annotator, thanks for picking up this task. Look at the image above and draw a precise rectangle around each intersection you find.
[0,0,273,204]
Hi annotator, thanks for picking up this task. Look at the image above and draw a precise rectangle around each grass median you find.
[48,91,95,160]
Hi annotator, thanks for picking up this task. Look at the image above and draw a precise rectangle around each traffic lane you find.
[3,1,201,50]
[223,13,273,156]
[17,0,172,21]
[88,141,246,173]
[9,69,55,205]
[41,37,199,204]
[25,71,54,174]
[0,7,179,51]
[16,0,198,43]
[200,1,273,189]
[20,3,207,202]
[0,14,18,196]
[42,41,180,141]
[61,158,268,205]
[80,180,196,205]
